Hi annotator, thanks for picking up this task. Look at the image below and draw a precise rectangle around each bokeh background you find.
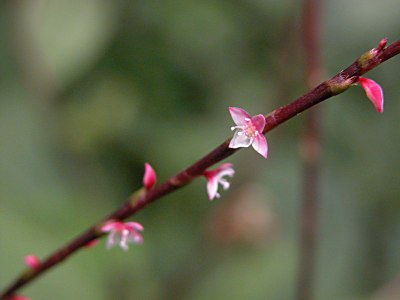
[1,1,400,299]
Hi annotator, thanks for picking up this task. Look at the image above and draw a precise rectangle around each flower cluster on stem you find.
[1,37,399,300]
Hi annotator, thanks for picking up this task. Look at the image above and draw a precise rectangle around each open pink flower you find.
[101,220,144,251]
[229,107,268,158]
[203,163,235,200]
[358,77,384,113]
[143,163,157,190]
[24,255,40,269]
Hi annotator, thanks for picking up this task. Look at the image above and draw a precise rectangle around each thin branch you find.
[1,38,400,299]
[296,0,324,299]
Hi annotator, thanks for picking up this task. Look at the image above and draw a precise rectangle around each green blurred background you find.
[1,1,400,299]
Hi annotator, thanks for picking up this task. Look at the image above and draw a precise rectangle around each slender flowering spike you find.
[358,77,384,113]
[24,255,40,269]
[143,162,157,190]
[203,163,235,200]
[101,220,144,251]
[229,107,268,158]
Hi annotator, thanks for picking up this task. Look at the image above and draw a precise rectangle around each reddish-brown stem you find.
[296,1,323,299]
[1,39,400,299]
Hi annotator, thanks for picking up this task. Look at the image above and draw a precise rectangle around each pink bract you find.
[358,77,384,113]
[228,107,268,158]
[203,163,235,200]
[143,162,157,190]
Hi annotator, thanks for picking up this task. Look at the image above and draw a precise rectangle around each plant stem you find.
[297,0,323,299]
[1,38,400,299]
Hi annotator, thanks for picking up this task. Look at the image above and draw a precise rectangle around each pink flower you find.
[101,221,144,251]
[358,77,384,113]
[203,163,235,200]
[143,163,157,190]
[24,255,40,269]
[228,107,268,158]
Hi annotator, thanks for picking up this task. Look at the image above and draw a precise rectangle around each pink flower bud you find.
[371,38,388,56]
[358,77,384,113]
[143,163,157,190]
[377,38,388,51]
[24,255,40,269]
[84,239,99,248]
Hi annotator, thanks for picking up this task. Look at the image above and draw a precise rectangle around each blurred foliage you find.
[1,0,400,299]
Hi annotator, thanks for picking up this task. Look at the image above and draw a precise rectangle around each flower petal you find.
[101,221,120,232]
[216,168,235,181]
[106,231,119,249]
[229,131,252,148]
[252,134,268,158]
[218,178,230,190]
[126,222,144,232]
[143,163,157,190]
[251,114,266,132]
[129,232,144,244]
[207,177,219,200]
[218,163,233,170]
[358,77,384,113]
[229,107,251,126]
[119,237,129,251]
